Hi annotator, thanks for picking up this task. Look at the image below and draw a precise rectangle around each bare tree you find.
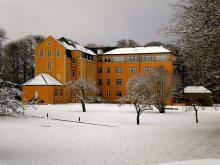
[85,43,98,48]
[149,66,174,113]
[115,39,140,47]
[2,35,45,83]
[120,66,174,124]
[144,41,180,54]
[120,74,154,125]
[0,27,6,50]
[3,41,20,83]
[0,28,7,75]
[144,41,164,47]
[69,78,98,112]
[128,39,140,47]
[162,0,220,102]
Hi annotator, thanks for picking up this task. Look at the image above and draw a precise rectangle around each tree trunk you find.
[158,104,165,113]
[159,107,165,113]
[81,99,86,112]
[16,63,19,84]
[137,113,140,125]
[31,64,34,78]
[134,103,140,125]
[23,61,26,83]
[193,105,198,123]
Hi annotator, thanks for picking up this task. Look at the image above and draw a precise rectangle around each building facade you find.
[22,36,97,104]
[22,36,176,104]
[97,47,175,104]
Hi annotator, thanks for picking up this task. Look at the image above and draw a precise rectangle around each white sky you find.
[0,0,177,46]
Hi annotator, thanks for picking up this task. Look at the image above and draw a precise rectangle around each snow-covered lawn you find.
[0,104,220,165]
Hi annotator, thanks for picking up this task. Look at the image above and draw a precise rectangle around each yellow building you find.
[22,36,176,104]
[97,47,176,104]
[22,36,97,104]
[22,73,64,104]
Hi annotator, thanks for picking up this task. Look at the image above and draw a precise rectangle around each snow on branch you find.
[0,79,24,114]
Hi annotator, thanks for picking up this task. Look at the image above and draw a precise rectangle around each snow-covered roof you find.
[104,46,171,55]
[58,37,96,55]
[23,73,63,86]
[184,86,212,93]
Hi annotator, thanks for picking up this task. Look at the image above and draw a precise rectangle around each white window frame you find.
[98,56,102,62]
[128,56,137,62]
[48,62,52,70]
[115,67,123,73]
[40,49,44,58]
[98,68,102,73]
[106,79,110,85]
[106,91,110,97]
[56,50,60,57]
[116,79,122,85]
[116,91,122,97]
[130,67,136,73]
[143,66,150,73]
[48,50,52,58]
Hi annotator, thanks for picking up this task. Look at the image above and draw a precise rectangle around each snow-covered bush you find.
[0,79,24,114]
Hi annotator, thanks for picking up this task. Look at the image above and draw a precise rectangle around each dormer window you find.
[105,56,110,62]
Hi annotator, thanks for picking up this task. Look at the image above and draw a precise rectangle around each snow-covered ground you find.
[0,104,220,165]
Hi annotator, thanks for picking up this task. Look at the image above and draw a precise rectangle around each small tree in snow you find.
[149,66,173,113]
[120,74,154,125]
[121,66,173,124]
[69,78,98,112]
[0,79,24,114]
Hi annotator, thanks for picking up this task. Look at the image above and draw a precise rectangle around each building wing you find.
[104,46,171,55]
[58,37,96,55]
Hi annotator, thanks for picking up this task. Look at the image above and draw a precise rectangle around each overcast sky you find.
[0,0,177,46]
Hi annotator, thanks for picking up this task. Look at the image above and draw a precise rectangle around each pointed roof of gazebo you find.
[23,73,63,86]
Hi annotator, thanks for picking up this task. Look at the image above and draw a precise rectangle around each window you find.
[157,55,166,61]
[98,79,102,85]
[112,56,125,62]
[40,49,44,57]
[72,70,75,77]
[141,56,153,61]
[116,79,122,85]
[105,56,110,62]
[98,68,102,73]
[91,55,94,61]
[48,42,52,46]
[106,67,110,73]
[48,50,52,58]
[106,79,110,85]
[83,53,88,59]
[116,91,122,97]
[98,92,102,96]
[115,67,123,73]
[54,89,58,96]
[130,67,136,73]
[48,62,52,70]
[106,91,110,97]
[60,89,63,96]
[56,50,60,57]
[128,56,138,62]
[98,56,102,62]
[143,66,150,73]
[72,58,75,63]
